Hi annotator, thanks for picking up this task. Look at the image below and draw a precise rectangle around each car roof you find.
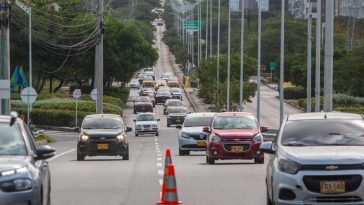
[138,112,155,116]
[186,112,216,118]
[215,112,254,117]
[287,112,364,121]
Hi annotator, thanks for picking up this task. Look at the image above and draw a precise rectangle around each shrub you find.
[284,87,306,99]
[333,94,364,107]
[335,107,364,115]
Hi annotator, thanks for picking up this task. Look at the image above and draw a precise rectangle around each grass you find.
[35,134,56,143]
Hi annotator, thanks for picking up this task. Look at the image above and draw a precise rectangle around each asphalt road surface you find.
[48,20,301,205]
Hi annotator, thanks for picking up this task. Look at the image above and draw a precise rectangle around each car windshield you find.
[157,91,170,95]
[143,76,153,80]
[83,118,123,129]
[212,116,258,130]
[168,107,187,114]
[0,123,27,156]
[137,114,156,121]
[170,88,180,92]
[167,100,183,106]
[130,79,138,83]
[136,97,150,102]
[184,117,213,127]
[281,120,364,146]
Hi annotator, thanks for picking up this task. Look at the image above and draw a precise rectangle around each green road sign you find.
[183,20,206,30]
[270,62,277,71]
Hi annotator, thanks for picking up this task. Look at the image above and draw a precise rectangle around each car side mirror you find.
[176,125,182,129]
[125,127,133,132]
[259,141,275,154]
[260,126,269,132]
[36,145,56,160]
[202,127,210,133]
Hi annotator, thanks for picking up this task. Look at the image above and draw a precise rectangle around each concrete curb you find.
[167,52,198,112]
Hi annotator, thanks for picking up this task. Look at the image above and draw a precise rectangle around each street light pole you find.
[257,0,262,122]
[205,0,208,59]
[306,1,312,113]
[210,0,212,57]
[239,0,245,112]
[315,0,321,112]
[279,0,285,125]
[216,0,221,107]
[227,0,231,111]
[95,0,104,114]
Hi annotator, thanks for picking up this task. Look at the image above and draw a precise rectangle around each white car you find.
[260,112,364,205]
[129,78,140,89]
[133,113,160,136]
[169,87,183,101]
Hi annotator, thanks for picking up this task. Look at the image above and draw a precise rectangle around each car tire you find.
[77,152,85,161]
[135,132,139,137]
[254,157,264,164]
[206,155,215,165]
[123,145,129,160]
[155,132,159,136]
[179,148,190,156]
[167,123,170,127]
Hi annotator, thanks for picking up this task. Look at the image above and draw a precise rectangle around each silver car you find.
[177,112,215,155]
[134,113,160,136]
[260,112,364,205]
[169,87,183,101]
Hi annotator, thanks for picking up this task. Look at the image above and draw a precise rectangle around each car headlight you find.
[0,179,32,192]
[278,156,301,175]
[252,134,263,143]
[80,134,89,142]
[0,166,28,177]
[116,134,125,141]
[210,134,221,143]
[180,132,190,139]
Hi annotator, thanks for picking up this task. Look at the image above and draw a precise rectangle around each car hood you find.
[168,113,187,117]
[0,157,29,172]
[136,121,158,126]
[82,129,123,136]
[213,129,260,138]
[181,126,205,134]
[280,146,364,165]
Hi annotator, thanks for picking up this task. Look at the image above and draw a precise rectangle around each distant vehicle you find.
[260,112,364,205]
[133,113,160,136]
[169,87,183,101]
[177,112,216,155]
[77,114,132,161]
[163,99,183,115]
[155,90,172,104]
[204,112,266,165]
[157,21,163,26]
[155,80,167,91]
[166,106,188,127]
[134,96,154,114]
[142,77,155,88]
[137,73,144,84]
[129,78,140,89]
[144,67,154,72]
[0,112,56,205]
[144,71,155,81]
[161,72,173,81]
[167,78,180,88]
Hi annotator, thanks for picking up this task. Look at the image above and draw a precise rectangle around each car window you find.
[184,117,213,127]
[136,97,150,102]
[212,116,258,130]
[137,114,156,121]
[0,123,27,156]
[83,118,123,129]
[168,101,183,106]
[168,107,187,113]
[23,124,37,153]
[158,91,170,95]
[281,120,364,146]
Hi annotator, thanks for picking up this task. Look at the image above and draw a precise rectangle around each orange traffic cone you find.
[158,149,173,204]
[165,149,172,167]
[158,165,182,204]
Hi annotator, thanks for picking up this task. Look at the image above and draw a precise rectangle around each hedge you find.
[284,87,306,100]
[335,107,364,115]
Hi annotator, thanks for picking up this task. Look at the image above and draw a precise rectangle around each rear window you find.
[136,97,150,102]
[83,118,123,129]
[0,123,27,156]
[167,100,182,106]
[281,120,364,146]
[168,107,187,113]
[212,116,258,130]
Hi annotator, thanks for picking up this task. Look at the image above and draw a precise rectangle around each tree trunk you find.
[49,76,53,93]
[53,79,64,92]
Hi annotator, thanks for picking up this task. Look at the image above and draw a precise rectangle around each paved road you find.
[48,20,301,205]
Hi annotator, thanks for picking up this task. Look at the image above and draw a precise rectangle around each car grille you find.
[305,196,362,203]
[190,133,207,140]
[182,144,206,149]
[89,136,116,141]
[143,125,151,128]
[303,175,362,193]
[300,164,364,171]
[223,144,251,152]
[221,138,252,142]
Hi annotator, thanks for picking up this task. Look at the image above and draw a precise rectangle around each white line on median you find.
[48,148,76,161]
[158,169,164,175]
[157,163,163,167]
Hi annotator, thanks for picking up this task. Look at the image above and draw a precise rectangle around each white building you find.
[338,0,364,19]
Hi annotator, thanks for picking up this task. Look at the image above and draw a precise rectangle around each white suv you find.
[260,112,364,205]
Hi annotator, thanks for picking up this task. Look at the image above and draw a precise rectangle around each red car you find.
[134,96,153,114]
[203,112,267,164]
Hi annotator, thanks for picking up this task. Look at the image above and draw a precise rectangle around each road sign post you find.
[73,89,81,127]
[21,87,37,125]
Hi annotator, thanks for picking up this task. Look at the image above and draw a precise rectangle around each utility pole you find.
[239,0,245,112]
[323,0,334,112]
[95,0,104,114]
[205,0,208,59]
[306,1,312,113]
[226,0,231,111]
[0,1,10,115]
[315,0,321,112]
[209,0,212,57]
[216,0,221,107]
[257,0,262,122]
[199,3,202,63]
[279,0,285,125]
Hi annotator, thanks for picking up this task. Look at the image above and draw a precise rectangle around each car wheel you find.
[167,123,170,127]
[123,145,129,160]
[155,132,159,136]
[254,157,264,164]
[77,152,85,161]
[206,155,215,165]
[135,132,139,137]
[179,148,190,156]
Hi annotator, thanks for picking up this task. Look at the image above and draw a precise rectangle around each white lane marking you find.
[157,150,161,153]
[48,148,76,162]
[157,153,162,157]
[159,179,163,185]
[157,157,162,161]
[157,162,163,167]
[158,170,164,175]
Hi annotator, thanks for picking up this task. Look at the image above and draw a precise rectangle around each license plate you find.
[320,181,345,193]
[231,146,243,152]
[197,141,207,147]
[97,144,109,150]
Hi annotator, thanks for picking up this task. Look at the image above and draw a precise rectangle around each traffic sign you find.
[73,89,81,99]
[183,20,205,30]
[21,87,37,105]
[91,89,97,101]
[270,62,277,71]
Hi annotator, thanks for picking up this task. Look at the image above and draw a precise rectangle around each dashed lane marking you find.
[48,148,76,162]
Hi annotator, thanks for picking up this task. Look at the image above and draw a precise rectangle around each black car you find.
[166,106,188,127]
[155,90,172,104]
[0,112,55,205]
[77,114,132,161]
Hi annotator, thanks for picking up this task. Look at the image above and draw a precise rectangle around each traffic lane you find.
[156,125,267,205]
